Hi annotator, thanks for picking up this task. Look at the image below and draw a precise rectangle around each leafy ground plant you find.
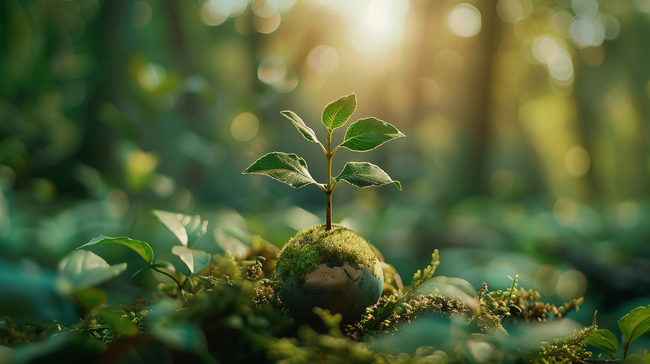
[586,305,650,360]
[243,93,404,230]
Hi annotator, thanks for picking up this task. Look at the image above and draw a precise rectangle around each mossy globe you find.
[275,224,384,322]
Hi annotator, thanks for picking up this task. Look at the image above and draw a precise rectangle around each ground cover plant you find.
[2,95,650,364]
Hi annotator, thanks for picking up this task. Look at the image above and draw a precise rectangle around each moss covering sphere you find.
[275,224,384,322]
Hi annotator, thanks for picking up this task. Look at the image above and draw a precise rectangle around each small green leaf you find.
[321,93,356,130]
[281,110,321,144]
[171,246,211,273]
[153,210,208,247]
[619,305,650,354]
[340,117,405,152]
[335,162,402,190]
[586,329,618,359]
[56,250,127,294]
[243,152,317,188]
[96,309,139,337]
[79,235,155,265]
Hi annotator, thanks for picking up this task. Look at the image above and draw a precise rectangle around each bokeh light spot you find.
[434,49,463,79]
[254,13,281,33]
[231,112,259,141]
[447,4,482,38]
[200,0,229,26]
[496,0,533,24]
[132,1,152,28]
[257,55,287,85]
[307,45,340,74]
[534,264,561,296]
[107,190,130,219]
[553,197,577,227]
[565,146,591,177]
[556,269,587,300]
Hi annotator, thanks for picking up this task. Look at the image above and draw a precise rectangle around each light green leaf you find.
[619,305,650,353]
[586,329,618,359]
[335,162,401,190]
[153,210,208,247]
[171,246,211,273]
[79,235,155,265]
[626,354,646,362]
[340,117,404,152]
[56,250,127,294]
[281,110,321,144]
[243,152,317,188]
[96,309,139,337]
[321,93,356,130]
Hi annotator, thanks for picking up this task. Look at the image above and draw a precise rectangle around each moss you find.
[276,224,380,283]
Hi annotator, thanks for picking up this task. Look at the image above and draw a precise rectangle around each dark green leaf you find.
[79,235,155,265]
[56,250,127,294]
[281,110,321,144]
[618,306,650,348]
[586,329,618,359]
[335,162,401,190]
[340,117,405,152]
[171,246,211,273]
[153,210,208,247]
[96,309,139,337]
[321,93,356,130]
[243,152,317,188]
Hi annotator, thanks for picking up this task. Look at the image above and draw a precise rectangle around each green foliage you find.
[340,117,405,152]
[243,93,403,229]
[336,162,402,190]
[79,236,155,265]
[322,93,357,130]
[153,210,208,248]
[243,152,317,189]
[531,323,596,364]
[171,246,211,274]
[619,306,650,358]
[585,328,618,359]
[55,250,127,294]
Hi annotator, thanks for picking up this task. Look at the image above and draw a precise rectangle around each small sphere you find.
[275,225,384,322]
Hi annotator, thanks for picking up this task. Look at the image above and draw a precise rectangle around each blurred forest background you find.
[1,0,650,350]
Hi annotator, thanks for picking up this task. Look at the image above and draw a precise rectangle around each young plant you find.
[586,305,650,359]
[243,93,404,230]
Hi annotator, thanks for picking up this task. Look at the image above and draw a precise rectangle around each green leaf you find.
[171,246,211,273]
[79,235,155,265]
[619,305,650,353]
[586,329,618,359]
[153,210,208,247]
[56,250,127,294]
[281,110,321,144]
[242,152,317,188]
[96,309,139,337]
[335,162,402,190]
[626,354,646,362]
[340,117,405,152]
[321,93,356,130]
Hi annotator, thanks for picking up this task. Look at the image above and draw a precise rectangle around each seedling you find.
[243,93,404,230]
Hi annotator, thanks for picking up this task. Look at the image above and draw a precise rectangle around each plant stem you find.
[153,266,185,298]
[326,129,333,231]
